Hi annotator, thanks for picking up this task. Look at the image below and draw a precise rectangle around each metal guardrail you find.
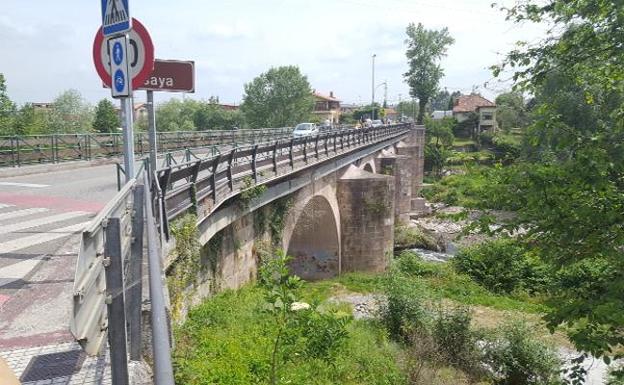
[71,169,174,385]
[0,127,295,168]
[155,123,412,237]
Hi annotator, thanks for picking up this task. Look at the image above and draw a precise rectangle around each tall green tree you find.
[46,89,94,133]
[0,74,16,135]
[241,66,314,128]
[93,99,120,133]
[487,0,624,359]
[404,23,454,124]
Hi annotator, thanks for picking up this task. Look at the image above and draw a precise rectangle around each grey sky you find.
[1,0,544,106]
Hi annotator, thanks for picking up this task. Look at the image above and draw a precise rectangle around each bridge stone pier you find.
[157,124,426,319]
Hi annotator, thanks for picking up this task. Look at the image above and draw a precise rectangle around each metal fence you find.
[0,128,294,168]
[155,123,412,237]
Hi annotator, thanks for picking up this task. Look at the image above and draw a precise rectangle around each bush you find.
[381,273,431,340]
[395,250,446,278]
[432,306,482,376]
[453,239,551,295]
[395,224,441,251]
[482,320,562,385]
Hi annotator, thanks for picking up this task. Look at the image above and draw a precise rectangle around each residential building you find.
[115,103,149,122]
[452,93,497,132]
[31,103,54,112]
[313,91,341,124]
[382,107,399,121]
[431,110,453,120]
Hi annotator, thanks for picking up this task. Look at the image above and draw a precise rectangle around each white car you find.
[292,123,319,138]
[371,120,384,128]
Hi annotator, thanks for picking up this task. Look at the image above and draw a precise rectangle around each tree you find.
[93,99,120,133]
[241,66,314,128]
[404,23,454,124]
[396,100,418,121]
[487,0,624,359]
[352,103,381,121]
[155,98,199,131]
[46,89,93,133]
[424,116,455,177]
[194,101,244,130]
[0,74,16,135]
[494,91,526,132]
[13,104,46,136]
[430,89,451,111]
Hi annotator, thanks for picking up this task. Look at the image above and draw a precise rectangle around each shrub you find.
[482,320,562,385]
[395,250,446,278]
[432,306,482,376]
[395,224,441,251]
[381,273,431,340]
[453,239,551,295]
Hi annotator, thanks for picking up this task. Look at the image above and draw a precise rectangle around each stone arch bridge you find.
[155,124,425,315]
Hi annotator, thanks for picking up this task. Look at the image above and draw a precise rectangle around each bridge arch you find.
[362,160,376,173]
[283,187,341,280]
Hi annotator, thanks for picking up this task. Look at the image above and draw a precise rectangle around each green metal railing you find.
[0,128,294,168]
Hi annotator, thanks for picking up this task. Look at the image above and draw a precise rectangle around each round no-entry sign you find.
[93,18,155,89]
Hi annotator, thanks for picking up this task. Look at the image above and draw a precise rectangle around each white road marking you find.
[0,222,89,254]
[0,258,42,287]
[0,204,14,209]
[0,208,49,221]
[0,211,89,235]
[0,182,49,188]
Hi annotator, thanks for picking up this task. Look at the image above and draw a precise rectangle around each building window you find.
[481,112,493,121]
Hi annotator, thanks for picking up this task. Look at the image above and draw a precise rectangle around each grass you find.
[173,251,559,385]
[174,285,407,385]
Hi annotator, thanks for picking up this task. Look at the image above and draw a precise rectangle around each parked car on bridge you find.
[292,123,319,138]
[371,120,384,128]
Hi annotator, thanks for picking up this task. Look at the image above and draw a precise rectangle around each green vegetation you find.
[174,257,406,384]
[173,246,559,384]
[167,214,201,320]
[92,99,120,133]
[241,66,315,128]
[404,23,454,124]
[453,239,551,295]
[154,97,244,132]
[394,224,440,251]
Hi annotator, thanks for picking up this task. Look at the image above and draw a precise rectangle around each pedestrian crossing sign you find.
[101,0,131,36]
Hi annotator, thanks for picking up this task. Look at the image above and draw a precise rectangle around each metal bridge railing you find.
[0,127,294,168]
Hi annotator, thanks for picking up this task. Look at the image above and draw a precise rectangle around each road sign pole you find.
[121,96,135,181]
[147,90,157,178]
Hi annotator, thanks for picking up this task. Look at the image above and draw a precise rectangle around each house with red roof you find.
[452,93,497,132]
[312,91,341,125]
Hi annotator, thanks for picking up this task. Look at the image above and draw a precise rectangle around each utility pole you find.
[371,54,376,120]
[383,80,388,108]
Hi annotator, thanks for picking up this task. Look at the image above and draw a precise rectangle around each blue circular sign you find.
[114,69,125,92]
[112,42,123,66]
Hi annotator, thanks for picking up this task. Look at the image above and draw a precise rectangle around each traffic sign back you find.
[101,0,131,36]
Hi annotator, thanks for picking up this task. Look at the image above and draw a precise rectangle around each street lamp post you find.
[371,54,376,120]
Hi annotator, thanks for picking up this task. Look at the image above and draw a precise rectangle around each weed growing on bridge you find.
[269,198,292,245]
[239,176,267,209]
[167,214,201,321]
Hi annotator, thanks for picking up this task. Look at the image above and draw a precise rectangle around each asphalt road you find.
[0,163,119,350]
